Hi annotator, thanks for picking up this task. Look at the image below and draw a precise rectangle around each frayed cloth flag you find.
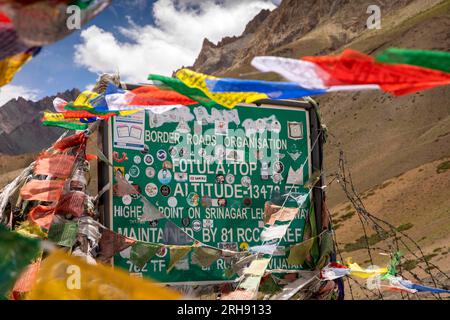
[346,260,388,279]
[97,229,136,262]
[27,250,180,300]
[192,246,222,268]
[20,179,65,202]
[303,49,450,96]
[260,224,289,242]
[320,263,351,280]
[267,207,299,225]
[249,244,277,255]
[0,224,40,297]
[52,132,86,152]
[287,237,315,265]
[205,78,326,99]
[12,260,40,294]
[376,48,450,74]
[28,205,55,230]
[251,56,380,92]
[0,50,32,87]
[34,153,76,179]
[47,222,78,248]
[176,69,268,109]
[398,279,450,294]
[42,119,88,131]
[168,245,192,273]
[55,191,87,218]
[114,170,140,197]
[221,289,256,300]
[243,259,271,277]
[140,197,165,221]
[130,242,162,269]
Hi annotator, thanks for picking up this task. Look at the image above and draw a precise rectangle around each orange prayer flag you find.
[20,180,65,202]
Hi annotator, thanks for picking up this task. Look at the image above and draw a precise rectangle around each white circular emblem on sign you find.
[145,167,156,178]
[192,220,202,232]
[122,195,132,205]
[144,154,154,165]
[133,155,141,164]
[168,197,177,208]
[226,173,235,184]
[145,183,158,197]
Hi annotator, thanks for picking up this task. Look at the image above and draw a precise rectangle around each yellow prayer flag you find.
[0,52,32,88]
[176,69,268,109]
[347,260,388,279]
[73,91,100,109]
[27,251,181,300]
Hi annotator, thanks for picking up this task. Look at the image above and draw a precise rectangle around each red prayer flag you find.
[12,260,41,295]
[28,205,55,230]
[130,85,198,106]
[20,180,65,202]
[34,153,76,178]
[53,132,86,151]
[303,49,450,95]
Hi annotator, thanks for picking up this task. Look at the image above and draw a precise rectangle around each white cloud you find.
[0,84,40,106]
[74,0,275,82]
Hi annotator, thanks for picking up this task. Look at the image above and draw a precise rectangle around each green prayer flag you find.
[148,74,218,108]
[48,222,78,247]
[42,120,88,131]
[130,242,162,269]
[287,237,315,265]
[0,224,40,297]
[376,48,450,74]
[192,247,221,268]
[167,245,192,273]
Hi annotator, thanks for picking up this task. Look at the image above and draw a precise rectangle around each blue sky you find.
[1,0,279,104]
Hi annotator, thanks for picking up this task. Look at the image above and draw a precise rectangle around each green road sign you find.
[107,102,315,284]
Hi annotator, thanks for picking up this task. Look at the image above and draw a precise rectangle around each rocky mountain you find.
[0,89,80,155]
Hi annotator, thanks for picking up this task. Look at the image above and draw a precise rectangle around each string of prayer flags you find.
[302,49,450,95]
[191,246,222,268]
[376,48,450,74]
[34,153,76,179]
[27,250,181,300]
[0,224,40,297]
[167,245,192,273]
[47,221,78,248]
[176,68,268,109]
[251,55,380,92]
[260,224,289,242]
[130,242,162,270]
[28,205,55,230]
[205,78,327,99]
[149,74,217,108]
[20,179,65,202]
[287,237,315,265]
[97,228,136,262]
